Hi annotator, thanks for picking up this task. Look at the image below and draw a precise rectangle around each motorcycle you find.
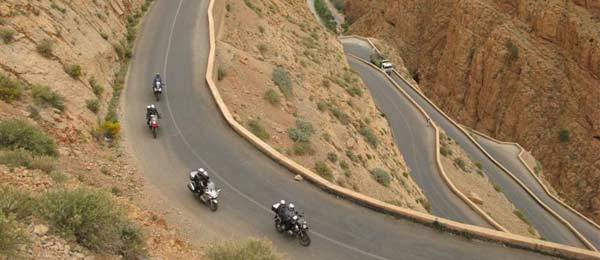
[153,81,163,101]
[148,114,159,138]
[187,172,221,211]
[274,213,311,246]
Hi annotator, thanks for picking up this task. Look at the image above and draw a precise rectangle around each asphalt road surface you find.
[121,0,559,259]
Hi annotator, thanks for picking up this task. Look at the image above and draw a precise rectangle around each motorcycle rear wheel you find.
[275,221,285,233]
[209,200,218,211]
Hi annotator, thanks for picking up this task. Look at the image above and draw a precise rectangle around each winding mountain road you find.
[121,0,561,259]
[341,39,588,248]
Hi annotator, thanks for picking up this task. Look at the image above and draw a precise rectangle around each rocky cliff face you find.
[346,0,600,223]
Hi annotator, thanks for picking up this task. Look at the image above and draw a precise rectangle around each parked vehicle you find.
[370,53,393,75]
[187,171,221,211]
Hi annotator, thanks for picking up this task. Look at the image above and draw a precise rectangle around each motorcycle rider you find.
[146,104,160,125]
[272,200,296,232]
[153,73,163,89]
[191,168,210,194]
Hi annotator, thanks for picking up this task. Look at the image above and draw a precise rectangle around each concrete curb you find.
[342,36,598,252]
[469,128,600,232]
[205,4,600,259]
[344,53,507,232]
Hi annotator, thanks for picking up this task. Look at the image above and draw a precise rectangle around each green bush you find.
[345,150,358,162]
[217,67,226,81]
[360,126,379,147]
[317,100,329,111]
[513,209,531,225]
[559,129,570,143]
[288,120,314,143]
[0,186,36,220]
[38,189,145,255]
[339,160,349,170]
[0,148,57,173]
[272,67,292,98]
[327,152,338,163]
[0,73,23,102]
[31,85,65,111]
[208,239,279,260]
[330,106,350,125]
[0,119,57,156]
[440,145,452,157]
[454,158,467,172]
[64,64,82,79]
[89,77,104,97]
[248,119,269,140]
[0,213,28,256]
[0,28,15,44]
[315,161,333,181]
[372,168,391,186]
[36,39,53,58]
[86,99,100,113]
[244,0,263,17]
[292,142,314,156]
[264,89,280,105]
[257,43,268,55]
[314,0,337,32]
[331,0,345,11]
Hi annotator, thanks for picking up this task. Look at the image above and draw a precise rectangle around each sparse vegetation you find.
[272,67,292,98]
[31,85,65,111]
[372,168,391,186]
[314,0,337,32]
[264,89,280,105]
[292,142,314,156]
[0,73,23,102]
[64,64,82,79]
[513,209,531,225]
[217,67,226,81]
[317,100,329,111]
[330,0,345,12]
[339,160,349,170]
[474,162,483,170]
[86,99,100,113]
[36,39,53,58]
[360,126,379,147]
[0,28,15,44]
[492,183,502,192]
[38,189,145,255]
[440,145,452,157]
[315,161,333,181]
[330,106,350,124]
[258,25,264,34]
[89,77,104,97]
[559,129,570,143]
[244,0,263,17]
[454,158,468,172]
[534,160,542,175]
[207,239,279,260]
[248,119,270,141]
[257,43,268,56]
[327,152,338,163]
[0,148,56,173]
[102,121,121,139]
[0,213,27,256]
[288,120,314,143]
[0,119,57,156]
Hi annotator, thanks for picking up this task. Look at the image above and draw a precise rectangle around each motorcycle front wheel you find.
[154,92,161,101]
[299,231,311,247]
[275,220,285,233]
[209,200,218,212]
[152,128,157,138]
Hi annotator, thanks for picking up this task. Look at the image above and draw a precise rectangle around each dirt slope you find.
[345,0,600,223]
[214,0,429,212]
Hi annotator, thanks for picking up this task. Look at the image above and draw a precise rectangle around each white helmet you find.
[150,104,155,109]
[289,203,295,209]
[280,200,286,205]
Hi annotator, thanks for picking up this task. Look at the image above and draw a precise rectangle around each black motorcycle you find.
[274,213,311,246]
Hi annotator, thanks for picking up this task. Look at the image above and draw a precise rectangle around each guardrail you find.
[204,2,600,258]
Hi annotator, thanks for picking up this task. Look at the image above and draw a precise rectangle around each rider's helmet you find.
[150,104,155,109]
[199,168,209,178]
[146,105,151,109]
[155,73,160,78]
[289,203,295,209]
[280,200,286,205]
